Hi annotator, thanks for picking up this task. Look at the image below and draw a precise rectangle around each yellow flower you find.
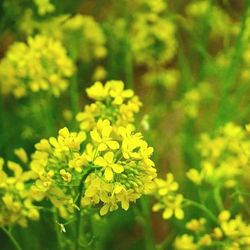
[116,189,140,210]
[163,194,184,220]
[94,152,124,181]
[77,81,141,131]
[186,168,203,185]
[106,80,134,105]
[90,119,119,151]
[155,173,179,196]
[34,0,55,16]
[0,155,39,227]
[86,81,109,101]
[92,66,107,81]
[174,234,197,250]
[0,35,74,98]
[131,13,177,67]
[186,218,206,232]
[14,148,28,164]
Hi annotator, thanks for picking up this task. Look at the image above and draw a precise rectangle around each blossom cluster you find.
[187,122,250,188]
[20,13,107,62]
[0,150,39,227]
[174,210,250,250]
[29,81,156,218]
[151,173,184,220]
[131,1,177,67]
[76,81,142,131]
[0,35,74,98]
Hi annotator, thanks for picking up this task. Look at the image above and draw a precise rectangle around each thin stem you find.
[216,2,250,126]
[53,210,65,250]
[70,73,79,120]
[124,37,134,89]
[1,226,22,250]
[184,198,218,225]
[214,186,224,211]
[75,169,93,250]
[140,197,155,250]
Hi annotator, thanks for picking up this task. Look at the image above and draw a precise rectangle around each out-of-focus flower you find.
[33,0,55,16]
[152,173,184,220]
[0,35,74,98]
[0,157,39,227]
[188,123,250,188]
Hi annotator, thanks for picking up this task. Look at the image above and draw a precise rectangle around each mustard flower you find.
[0,35,74,98]
[152,173,184,220]
[82,118,157,215]
[186,218,206,232]
[31,81,156,217]
[0,157,39,227]
[190,122,250,188]
[33,0,55,16]
[185,1,238,38]
[174,82,212,119]
[174,234,198,250]
[94,151,124,181]
[131,14,177,67]
[62,14,107,62]
[19,13,107,76]
[76,81,142,131]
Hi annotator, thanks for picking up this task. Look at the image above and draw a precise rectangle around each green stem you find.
[0,93,4,151]
[184,198,218,225]
[216,3,250,126]
[1,227,22,250]
[70,73,79,120]
[214,186,224,211]
[140,197,155,250]
[53,210,65,250]
[75,169,93,250]
[124,37,134,89]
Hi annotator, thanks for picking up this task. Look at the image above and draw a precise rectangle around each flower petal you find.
[104,167,113,181]
[163,208,173,219]
[175,208,184,220]
[104,151,114,163]
[107,141,120,150]
[100,204,110,216]
[94,157,106,167]
[112,164,124,174]
[90,130,101,143]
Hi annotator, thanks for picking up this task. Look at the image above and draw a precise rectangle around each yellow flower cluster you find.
[0,153,39,227]
[21,13,107,62]
[20,13,107,80]
[0,35,74,98]
[33,0,55,16]
[76,81,142,131]
[30,128,87,218]
[131,13,177,67]
[128,0,176,68]
[62,15,107,62]
[82,119,156,215]
[174,210,250,250]
[152,173,184,220]
[187,123,250,188]
[185,0,239,38]
[30,81,156,217]
[175,82,212,119]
